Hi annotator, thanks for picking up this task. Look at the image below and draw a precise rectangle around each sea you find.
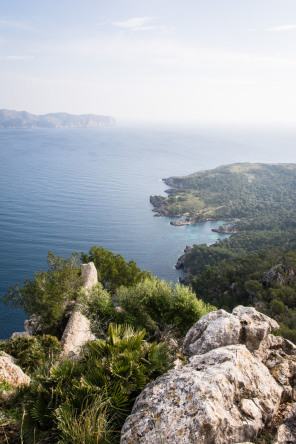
[1,125,296,339]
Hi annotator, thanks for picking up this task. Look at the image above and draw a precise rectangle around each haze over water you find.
[1,125,295,339]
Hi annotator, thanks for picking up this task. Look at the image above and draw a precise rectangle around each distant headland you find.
[0,109,116,129]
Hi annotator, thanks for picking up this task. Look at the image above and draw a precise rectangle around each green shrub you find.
[3,251,82,328]
[81,246,151,293]
[114,278,216,340]
[14,324,171,443]
[0,335,61,373]
[56,397,117,444]
[80,283,117,337]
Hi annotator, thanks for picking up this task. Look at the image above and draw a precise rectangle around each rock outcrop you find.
[24,314,43,336]
[175,246,193,270]
[121,306,296,444]
[0,353,30,386]
[273,403,296,443]
[183,306,279,356]
[81,262,98,288]
[60,262,97,358]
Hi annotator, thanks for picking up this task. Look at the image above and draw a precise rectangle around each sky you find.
[1,0,296,126]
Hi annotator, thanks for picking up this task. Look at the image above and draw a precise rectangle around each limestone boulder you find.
[183,309,241,356]
[183,306,279,356]
[121,345,282,444]
[24,314,43,335]
[81,262,98,289]
[60,310,96,358]
[10,331,29,339]
[60,262,97,358]
[273,403,296,443]
[255,334,296,402]
[0,353,30,386]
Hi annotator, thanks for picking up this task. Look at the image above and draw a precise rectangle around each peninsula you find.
[150,162,296,344]
[150,163,296,271]
[0,109,116,128]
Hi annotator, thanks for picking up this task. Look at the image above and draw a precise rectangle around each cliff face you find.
[121,306,296,444]
[0,109,116,128]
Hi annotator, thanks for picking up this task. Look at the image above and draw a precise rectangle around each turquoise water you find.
[1,126,295,339]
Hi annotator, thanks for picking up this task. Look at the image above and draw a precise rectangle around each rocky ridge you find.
[60,262,97,358]
[0,109,116,128]
[121,306,296,444]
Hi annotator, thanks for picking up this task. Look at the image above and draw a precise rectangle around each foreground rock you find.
[121,306,296,444]
[273,403,296,443]
[183,306,279,356]
[60,262,97,358]
[0,353,30,386]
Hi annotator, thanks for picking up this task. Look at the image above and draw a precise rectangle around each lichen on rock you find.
[120,306,296,444]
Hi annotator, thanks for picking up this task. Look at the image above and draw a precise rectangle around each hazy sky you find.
[1,0,296,126]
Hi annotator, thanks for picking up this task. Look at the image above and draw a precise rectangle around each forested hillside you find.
[151,163,296,341]
[151,163,296,270]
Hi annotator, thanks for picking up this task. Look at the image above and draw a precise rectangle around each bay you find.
[0,125,295,339]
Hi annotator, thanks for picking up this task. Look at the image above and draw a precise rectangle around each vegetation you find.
[83,278,215,342]
[1,248,215,443]
[0,335,61,374]
[3,246,151,334]
[151,163,296,274]
[10,324,171,443]
[151,163,296,342]
[81,245,151,293]
[192,249,296,343]
[2,251,82,329]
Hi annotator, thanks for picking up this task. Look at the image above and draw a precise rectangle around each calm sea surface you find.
[1,125,296,339]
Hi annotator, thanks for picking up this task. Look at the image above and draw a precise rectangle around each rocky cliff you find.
[121,306,296,444]
[0,109,116,128]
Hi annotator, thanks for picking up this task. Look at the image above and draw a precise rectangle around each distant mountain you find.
[0,109,116,128]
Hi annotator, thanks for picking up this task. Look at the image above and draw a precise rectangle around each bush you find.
[3,251,82,328]
[80,283,116,338]
[81,246,151,293]
[114,278,216,340]
[0,335,61,373]
[14,324,171,443]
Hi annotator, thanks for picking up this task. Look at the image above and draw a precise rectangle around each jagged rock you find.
[60,262,97,358]
[183,306,279,356]
[262,266,286,286]
[273,403,296,443]
[255,335,296,403]
[60,310,96,358]
[10,332,29,339]
[121,306,296,444]
[121,345,282,444]
[81,262,98,288]
[175,246,193,269]
[183,309,241,356]
[0,353,30,386]
[24,314,43,335]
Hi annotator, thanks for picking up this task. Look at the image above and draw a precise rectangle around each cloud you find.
[111,16,174,33]
[112,16,156,30]
[266,24,296,32]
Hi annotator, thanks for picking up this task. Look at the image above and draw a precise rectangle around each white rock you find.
[183,306,279,356]
[60,310,96,358]
[183,309,241,356]
[60,262,97,358]
[121,345,282,444]
[81,262,98,289]
[10,331,29,339]
[0,353,30,386]
[273,403,296,443]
